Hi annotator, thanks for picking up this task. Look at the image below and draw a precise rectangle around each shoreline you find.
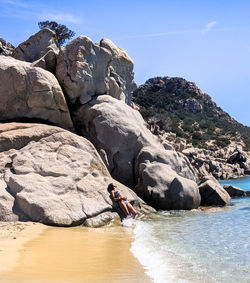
[0,221,152,283]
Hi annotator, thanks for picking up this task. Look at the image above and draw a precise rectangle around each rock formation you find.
[56,36,136,105]
[0,55,73,131]
[0,123,153,226]
[75,96,196,179]
[12,28,59,73]
[1,28,244,226]
[75,95,199,209]
[156,131,250,179]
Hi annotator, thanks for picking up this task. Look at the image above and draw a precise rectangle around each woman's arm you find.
[111,191,120,202]
[120,194,127,200]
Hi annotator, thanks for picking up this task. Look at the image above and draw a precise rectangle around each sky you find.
[1,0,250,126]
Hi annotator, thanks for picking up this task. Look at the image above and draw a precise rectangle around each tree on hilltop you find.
[38,21,75,46]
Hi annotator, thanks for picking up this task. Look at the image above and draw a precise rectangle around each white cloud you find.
[202,21,217,35]
[117,21,218,40]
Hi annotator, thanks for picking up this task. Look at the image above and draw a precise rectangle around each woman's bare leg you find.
[127,203,137,218]
[119,200,129,216]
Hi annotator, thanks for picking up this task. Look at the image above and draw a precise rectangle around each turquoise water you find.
[131,176,250,283]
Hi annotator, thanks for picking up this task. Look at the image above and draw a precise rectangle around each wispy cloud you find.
[0,0,81,24]
[117,21,218,40]
[117,29,201,40]
[202,21,217,35]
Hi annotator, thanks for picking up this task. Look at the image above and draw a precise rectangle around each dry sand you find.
[0,222,152,283]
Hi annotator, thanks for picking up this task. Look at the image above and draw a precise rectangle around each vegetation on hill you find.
[132,77,250,150]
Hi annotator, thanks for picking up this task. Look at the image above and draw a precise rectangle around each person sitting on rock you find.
[107,183,137,219]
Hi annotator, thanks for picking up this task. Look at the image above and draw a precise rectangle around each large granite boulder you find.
[12,28,59,73]
[75,95,197,191]
[0,123,152,226]
[0,38,14,56]
[0,56,74,131]
[198,176,231,206]
[134,161,200,210]
[56,36,136,105]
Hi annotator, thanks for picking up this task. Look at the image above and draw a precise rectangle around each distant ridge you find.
[132,76,250,151]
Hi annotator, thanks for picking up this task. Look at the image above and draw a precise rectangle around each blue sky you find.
[1,0,250,126]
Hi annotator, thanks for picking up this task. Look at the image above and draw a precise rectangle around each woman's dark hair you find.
[107,183,115,193]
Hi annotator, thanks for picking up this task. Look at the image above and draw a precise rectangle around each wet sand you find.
[0,221,46,274]
[0,222,152,283]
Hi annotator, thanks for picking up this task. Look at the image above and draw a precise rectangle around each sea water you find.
[131,176,250,283]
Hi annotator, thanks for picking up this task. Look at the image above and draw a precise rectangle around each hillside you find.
[132,76,250,151]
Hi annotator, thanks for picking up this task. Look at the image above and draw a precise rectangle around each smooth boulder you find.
[0,56,74,131]
[135,145,197,182]
[135,161,200,210]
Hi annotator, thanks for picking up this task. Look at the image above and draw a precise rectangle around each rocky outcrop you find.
[0,55,74,131]
[135,161,200,210]
[198,176,231,206]
[0,123,152,226]
[0,38,14,56]
[56,36,136,105]
[182,147,248,179]
[223,185,250,197]
[12,28,59,73]
[156,131,249,179]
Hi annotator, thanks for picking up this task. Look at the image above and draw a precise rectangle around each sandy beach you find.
[0,221,152,283]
